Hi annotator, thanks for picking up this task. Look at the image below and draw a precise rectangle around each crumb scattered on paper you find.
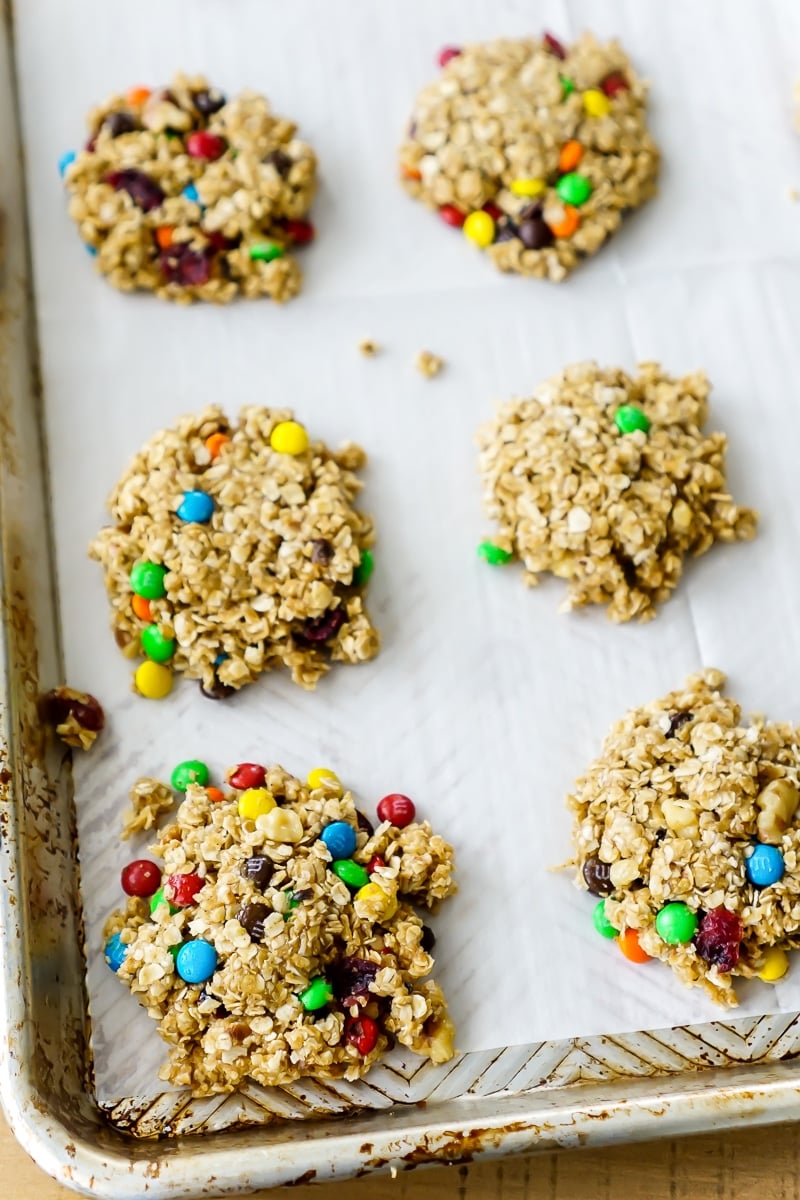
[358,339,380,357]
[415,350,444,379]
[121,776,175,840]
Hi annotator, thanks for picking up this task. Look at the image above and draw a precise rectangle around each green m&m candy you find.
[130,560,168,599]
[298,976,333,1011]
[332,859,370,890]
[141,623,176,663]
[249,241,284,262]
[354,549,374,587]
[171,759,210,792]
[478,541,513,565]
[150,887,179,917]
[593,898,618,939]
[655,901,698,945]
[556,172,592,207]
[614,404,651,436]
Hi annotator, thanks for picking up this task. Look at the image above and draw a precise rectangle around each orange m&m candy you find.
[131,594,152,621]
[155,226,174,249]
[618,929,652,964]
[126,86,151,107]
[558,140,583,173]
[401,163,422,181]
[205,432,231,460]
[206,787,226,803]
[548,204,580,239]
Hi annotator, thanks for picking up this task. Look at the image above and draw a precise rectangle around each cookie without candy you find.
[62,74,316,303]
[400,33,659,281]
[477,362,757,622]
[90,405,379,696]
[105,765,456,1094]
[569,670,800,1006]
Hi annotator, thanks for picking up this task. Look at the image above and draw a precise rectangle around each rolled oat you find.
[106,765,456,1094]
[62,75,316,303]
[399,33,659,280]
[477,362,757,622]
[90,405,379,696]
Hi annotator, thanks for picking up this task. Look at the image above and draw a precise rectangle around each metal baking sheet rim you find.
[1,9,800,1200]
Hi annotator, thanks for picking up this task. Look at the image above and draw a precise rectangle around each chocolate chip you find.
[355,810,375,837]
[582,856,613,896]
[104,112,137,137]
[194,88,226,117]
[264,148,292,176]
[420,924,436,952]
[198,989,228,1018]
[311,538,334,565]
[666,712,694,738]
[494,220,519,243]
[519,216,554,251]
[199,678,236,700]
[237,902,271,941]
[331,957,380,1007]
[241,855,273,889]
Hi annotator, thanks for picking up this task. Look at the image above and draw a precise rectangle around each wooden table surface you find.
[1,1109,794,1200]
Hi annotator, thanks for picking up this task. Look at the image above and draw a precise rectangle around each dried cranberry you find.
[666,712,693,738]
[186,130,227,160]
[165,872,204,907]
[298,606,347,644]
[194,88,226,116]
[41,687,105,733]
[205,230,239,252]
[482,202,503,222]
[311,538,334,565]
[237,902,271,941]
[695,907,743,973]
[331,957,379,1007]
[199,678,235,700]
[519,215,554,251]
[601,71,629,97]
[420,924,436,952]
[543,32,566,59]
[264,148,292,176]
[105,168,164,212]
[355,810,375,837]
[159,242,213,286]
[121,859,161,898]
[229,763,267,790]
[104,112,137,137]
[241,854,273,889]
[377,793,416,828]
[343,1013,379,1056]
[283,218,315,245]
[437,47,462,69]
[582,856,613,897]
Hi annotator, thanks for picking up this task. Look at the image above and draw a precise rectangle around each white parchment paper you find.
[13,0,800,1102]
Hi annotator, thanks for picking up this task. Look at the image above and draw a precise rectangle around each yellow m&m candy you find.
[463,210,495,248]
[270,421,309,456]
[134,661,173,700]
[583,88,611,117]
[238,788,276,820]
[307,767,340,790]
[758,947,789,983]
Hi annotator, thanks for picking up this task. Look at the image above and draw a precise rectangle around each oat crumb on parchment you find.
[121,776,176,840]
[414,350,445,379]
[358,339,381,357]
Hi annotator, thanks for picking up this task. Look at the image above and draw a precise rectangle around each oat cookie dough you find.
[476,362,757,622]
[60,75,316,303]
[399,34,659,281]
[90,406,379,698]
[105,764,456,1094]
[569,670,800,1005]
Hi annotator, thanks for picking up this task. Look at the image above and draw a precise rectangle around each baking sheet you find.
[13,0,800,1104]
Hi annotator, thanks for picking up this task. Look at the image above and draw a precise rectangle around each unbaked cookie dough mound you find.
[569,670,800,1006]
[399,33,659,281]
[477,362,757,622]
[90,406,379,698]
[105,764,456,1095]
[61,75,316,303]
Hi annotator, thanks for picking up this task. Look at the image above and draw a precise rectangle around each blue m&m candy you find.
[746,843,785,888]
[104,932,127,973]
[320,821,357,861]
[58,150,76,178]
[175,938,218,983]
[177,490,214,524]
[183,183,200,204]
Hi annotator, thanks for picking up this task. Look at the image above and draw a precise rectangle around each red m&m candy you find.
[229,762,266,790]
[165,872,204,907]
[186,131,226,160]
[344,1013,379,1056]
[439,205,465,228]
[121,859,161,898]
[376,793,416,828]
